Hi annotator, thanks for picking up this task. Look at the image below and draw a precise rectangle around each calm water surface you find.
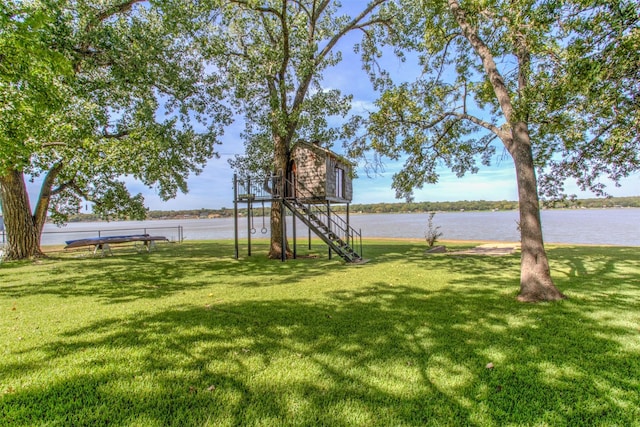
[37,208,639,246]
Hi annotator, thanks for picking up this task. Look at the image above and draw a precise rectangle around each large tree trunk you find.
[269,199,290,259]
[511,123,566,302]
[448,0,565,302]
[0,170,44,260]
[268,134,292,259]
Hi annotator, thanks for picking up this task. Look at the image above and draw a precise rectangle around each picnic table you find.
[64,234,168,255]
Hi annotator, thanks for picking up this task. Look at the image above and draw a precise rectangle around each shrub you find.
[425,212,443,247]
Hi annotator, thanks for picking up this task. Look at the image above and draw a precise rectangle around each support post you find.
[292,211,297,259]
[233,174,239,259]
[247,177,251,257]
[281,199,286,262]
[308,203,312,250]
[327,201,332,260]
[346,203,350,246]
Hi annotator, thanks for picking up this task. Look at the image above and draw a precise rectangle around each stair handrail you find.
[282,175,362,257]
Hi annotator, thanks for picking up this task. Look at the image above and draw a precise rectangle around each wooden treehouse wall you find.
[291,142,353,203]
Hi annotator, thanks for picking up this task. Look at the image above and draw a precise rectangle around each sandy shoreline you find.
[353,236,634,247]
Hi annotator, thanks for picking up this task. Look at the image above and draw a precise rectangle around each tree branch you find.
[228,0,282,18]
[448,0,515,148]
[392,108,507,140]
[456,112,507,138]
[102,128,130,139]
[278,0,290,110]
[33,162,65,232]
[50,178,77,197]
[317,0,388,63]
[74,1,145,73]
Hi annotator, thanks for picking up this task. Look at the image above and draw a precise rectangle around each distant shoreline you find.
[62,196,639,223]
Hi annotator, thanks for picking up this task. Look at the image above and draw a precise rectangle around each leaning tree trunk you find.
[268,134,292,259]
[451,0,565,302]
[511,123,566,302]
[0,170,44,260]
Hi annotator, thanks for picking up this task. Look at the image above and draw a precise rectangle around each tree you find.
[536,0,639,198]
[183,0,396,259]
[353,0,638,301]
[1,1,74,258]
[0,0,229,260]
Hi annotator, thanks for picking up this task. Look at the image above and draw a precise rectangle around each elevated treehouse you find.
[234,141,363,263]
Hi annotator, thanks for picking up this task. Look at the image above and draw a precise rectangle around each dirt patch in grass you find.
[451,242,520,256]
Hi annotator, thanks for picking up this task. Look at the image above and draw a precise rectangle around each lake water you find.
[33,208,639,247]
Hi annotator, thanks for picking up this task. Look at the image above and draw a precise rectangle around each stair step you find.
[284,198,361,263]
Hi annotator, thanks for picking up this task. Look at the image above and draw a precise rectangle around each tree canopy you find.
[353,0,639,202]
[1,1,73,175]
[346,0,638,301]
[537,0,639,198]
[0,0,230,259]
[172,0,397,258]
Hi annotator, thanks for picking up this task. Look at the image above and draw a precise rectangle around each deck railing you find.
[234,174,281,201]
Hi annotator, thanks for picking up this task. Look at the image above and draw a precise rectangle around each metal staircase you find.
[281,177,363,263]
[283,198,363,263]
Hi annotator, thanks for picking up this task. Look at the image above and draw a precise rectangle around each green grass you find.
[1,240,639,426]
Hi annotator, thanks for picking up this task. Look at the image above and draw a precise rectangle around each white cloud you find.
[349,99,376,114]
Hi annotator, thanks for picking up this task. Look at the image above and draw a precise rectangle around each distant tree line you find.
[61,196,639,222]
[348,196,640,214]
[543,196,640,209]
[333,197,639,214]
[346,200,518,214]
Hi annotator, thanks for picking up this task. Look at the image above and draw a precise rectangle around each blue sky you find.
[132,153,637,211]
[25,5,639,212]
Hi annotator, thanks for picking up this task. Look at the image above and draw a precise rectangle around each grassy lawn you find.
[1,239,639,426]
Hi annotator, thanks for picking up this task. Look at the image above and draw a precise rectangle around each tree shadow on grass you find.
[2,243,639,426]
[0,242,346,303]
[0,241,475,305]
[2,242,639,425]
